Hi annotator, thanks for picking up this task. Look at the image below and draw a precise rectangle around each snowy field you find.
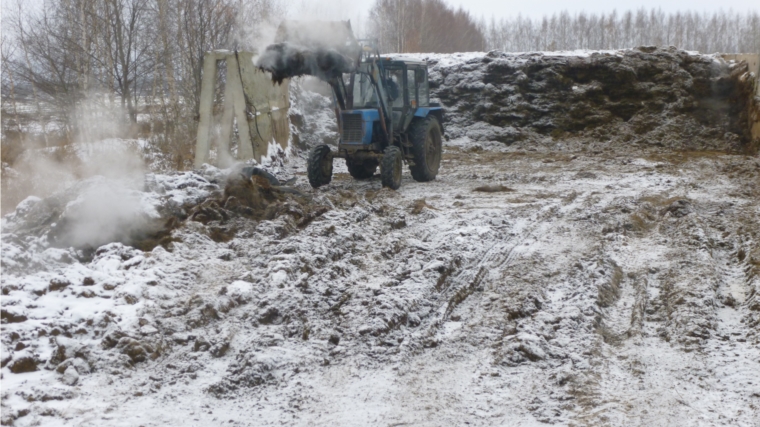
[2,137,759,426]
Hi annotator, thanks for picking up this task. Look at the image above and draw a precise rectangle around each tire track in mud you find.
[556,189,688,424]
[569,183,760,426]
[412,200,567,348]
[731,202,760,342]
[698,203,760,420]
[655,199,750,349]
[394,180,614,424]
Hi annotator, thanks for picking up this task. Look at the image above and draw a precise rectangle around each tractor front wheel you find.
[408,116,442,182]
[307,144,333,188]
[380,146,403,190]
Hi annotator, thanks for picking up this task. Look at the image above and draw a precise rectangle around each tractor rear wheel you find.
[380,146,403,190]
[408,116,442,182]
[307,144,333,188]
[346,157,378,180]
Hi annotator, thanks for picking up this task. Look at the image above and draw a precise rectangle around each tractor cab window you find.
[350,65,428,110]
[386,68,404,108]
[407,70,417,107]
[352,72,377,108]
[414,68,430,107]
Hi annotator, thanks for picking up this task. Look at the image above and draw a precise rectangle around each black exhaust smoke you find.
[256,42,355,84]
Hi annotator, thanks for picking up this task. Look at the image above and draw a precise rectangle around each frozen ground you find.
[2,138,759,426]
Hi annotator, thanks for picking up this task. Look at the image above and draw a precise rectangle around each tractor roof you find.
[375,57,427,67]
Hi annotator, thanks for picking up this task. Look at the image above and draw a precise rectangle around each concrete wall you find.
[195,50,290,168]
[722,54,760,152]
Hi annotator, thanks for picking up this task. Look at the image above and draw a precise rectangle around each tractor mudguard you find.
[412,107,445,135]
[412,106,443,118]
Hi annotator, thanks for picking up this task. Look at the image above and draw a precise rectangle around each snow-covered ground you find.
[2,138,759,426]
[3,47,759,426]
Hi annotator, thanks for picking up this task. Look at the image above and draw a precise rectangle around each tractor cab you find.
[349,59,430,111]
[340,58,439,152]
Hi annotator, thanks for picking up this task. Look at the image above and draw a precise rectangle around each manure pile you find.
[422,47,758,152]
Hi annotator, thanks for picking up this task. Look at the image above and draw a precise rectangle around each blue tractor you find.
[307,49,445,190]
[260,21,445,190]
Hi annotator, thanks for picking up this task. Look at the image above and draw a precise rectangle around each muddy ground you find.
[2,47,759,426]
[2,137,758,426]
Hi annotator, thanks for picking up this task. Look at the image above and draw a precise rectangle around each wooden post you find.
[217,60,236,167]
[231,51,257,161]
[238,52,273,163]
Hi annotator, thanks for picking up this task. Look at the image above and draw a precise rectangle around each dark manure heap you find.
[426,46,758,153]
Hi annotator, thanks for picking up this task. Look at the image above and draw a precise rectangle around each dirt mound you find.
[0,166,324,266]
[190,170,327,241]
[425,47,758,152]
[1,177,176,258]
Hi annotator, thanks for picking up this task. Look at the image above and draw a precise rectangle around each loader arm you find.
[327,77,347,111]
[367,60,393,141]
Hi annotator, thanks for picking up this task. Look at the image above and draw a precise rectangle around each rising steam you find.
[2,98,158,250]
[47,178,157,249]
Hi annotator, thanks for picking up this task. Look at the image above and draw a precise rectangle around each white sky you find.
[448,0,759,19]
[5,0,757,39]
[295,0,759,22]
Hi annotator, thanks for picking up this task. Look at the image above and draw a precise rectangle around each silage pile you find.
[416,46,757,152]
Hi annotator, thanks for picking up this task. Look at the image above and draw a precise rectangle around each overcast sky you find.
[447,0,759,19]
[294,0,759,23]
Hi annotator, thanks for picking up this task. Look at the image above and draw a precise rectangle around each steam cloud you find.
[3,98,157,250]
[49,178,156,249]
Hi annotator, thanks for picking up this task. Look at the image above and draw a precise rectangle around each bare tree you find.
[99,0,154,122]
[2,0,287,168]
[482,8,760,54]
[369,0,485,54]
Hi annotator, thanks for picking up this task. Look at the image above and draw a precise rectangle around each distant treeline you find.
[369,0,486,54]
[484,9,760,53]
[369,1,759,54]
